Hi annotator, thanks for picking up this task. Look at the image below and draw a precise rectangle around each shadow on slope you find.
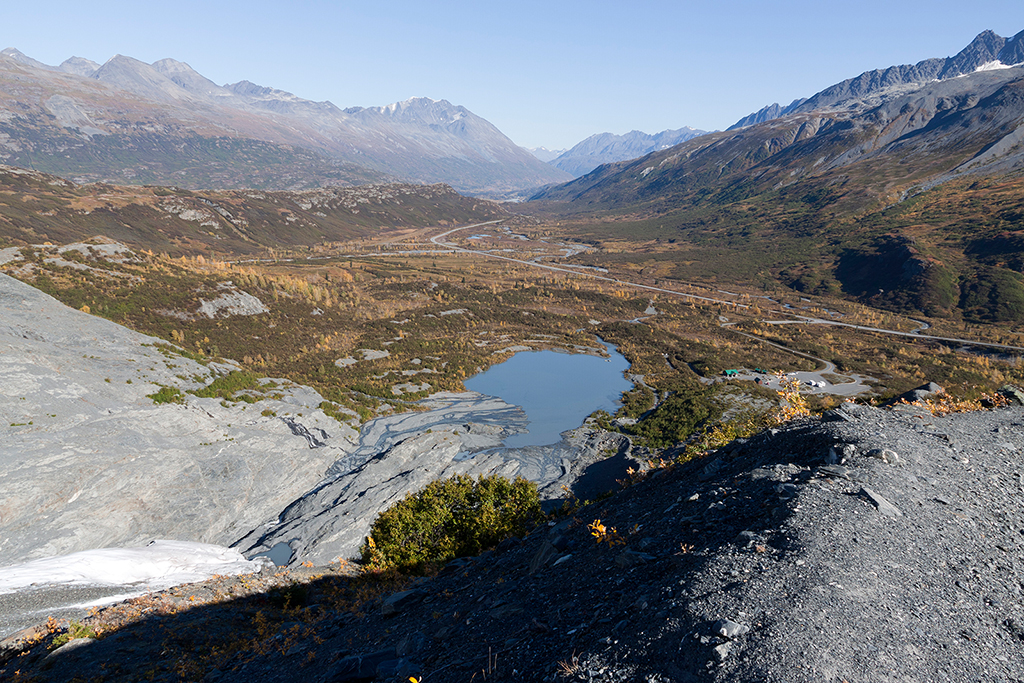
[2,417,837,682]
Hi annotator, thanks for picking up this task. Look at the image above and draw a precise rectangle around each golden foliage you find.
[899,391,1009,416]
[588,519,625,547]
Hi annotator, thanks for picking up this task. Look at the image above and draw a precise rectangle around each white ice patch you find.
[0,540,263,595]
[975,60,1012,72]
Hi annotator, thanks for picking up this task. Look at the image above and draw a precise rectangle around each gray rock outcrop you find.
[234,394,633,565]
[0,273,355,564]
[1,272,638,572]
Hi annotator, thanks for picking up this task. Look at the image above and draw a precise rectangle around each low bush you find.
[147,385,184,404]
[361,474,543,573]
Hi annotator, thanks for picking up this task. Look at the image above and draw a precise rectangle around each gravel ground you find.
[3,401,1023,682]
[0,585,134,638]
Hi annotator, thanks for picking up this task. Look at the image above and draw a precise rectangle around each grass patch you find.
[147,386,184,404]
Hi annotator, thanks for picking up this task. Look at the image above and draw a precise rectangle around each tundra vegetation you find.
[3,210,1021,440]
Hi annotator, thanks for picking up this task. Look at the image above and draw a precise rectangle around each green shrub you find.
[50,620,98,648]
[361,474,543,573]
[627,385,715,448]
[147,385,184,404]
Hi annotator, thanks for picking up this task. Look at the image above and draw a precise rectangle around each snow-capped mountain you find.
[526,147,568,163]
[730,29,1024,130]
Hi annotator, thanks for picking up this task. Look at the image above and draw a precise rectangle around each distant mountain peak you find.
[224,80,314,103]
[59,56,101,77]
[152,58,198,74]
[998,28,1024,66]
[526,146,567,163]
[347,97,474,128]
[1,47,55,71]
[549,127,710,177]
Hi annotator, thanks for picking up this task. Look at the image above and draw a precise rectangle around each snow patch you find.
[0,540,263,595]
[975,60,1013,72]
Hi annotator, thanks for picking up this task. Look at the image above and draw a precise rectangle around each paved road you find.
[430,223,753,308]
[430,222,1024,354]
[763,314,1024,352]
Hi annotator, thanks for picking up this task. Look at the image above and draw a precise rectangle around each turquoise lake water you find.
[464,342,631,447]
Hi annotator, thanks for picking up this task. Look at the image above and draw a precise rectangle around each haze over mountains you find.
[0,49,571,196]
[542,127,709,177]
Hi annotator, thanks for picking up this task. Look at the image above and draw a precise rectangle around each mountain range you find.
[531,29,1024,323]
[535,29,1024,209]
[545,127,710,177]
[530,30,1024,187]
[729,28,1024,129]
[0,49,571,196]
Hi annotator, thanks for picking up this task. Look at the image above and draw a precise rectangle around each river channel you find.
[465,342,632,447]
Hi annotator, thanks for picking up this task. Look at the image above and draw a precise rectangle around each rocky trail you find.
[4,400,1023,682]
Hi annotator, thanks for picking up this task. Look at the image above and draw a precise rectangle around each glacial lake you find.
[465,342,631,447]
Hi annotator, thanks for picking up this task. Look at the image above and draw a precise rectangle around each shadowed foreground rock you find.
[5,400,1023,681]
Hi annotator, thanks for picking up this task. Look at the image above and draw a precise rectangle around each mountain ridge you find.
[0,49,570,195]
[730,29,1024,130]
[550,127,710,177]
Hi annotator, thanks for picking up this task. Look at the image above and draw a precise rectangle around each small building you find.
[723,369,740,377]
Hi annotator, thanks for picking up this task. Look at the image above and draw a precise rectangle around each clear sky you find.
[5,1,1024,150]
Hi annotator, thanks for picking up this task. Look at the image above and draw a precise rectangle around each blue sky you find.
[6,1,1024,149]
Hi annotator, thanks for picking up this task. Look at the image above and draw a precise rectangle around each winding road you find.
[430,222,1024,353]
[424,222,1024,395]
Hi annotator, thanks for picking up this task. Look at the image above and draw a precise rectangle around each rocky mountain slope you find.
[528,29,1024,324]
[0,50,570,195]
[730,28,1024,129]
[549,128,709,177]
[4,398,1022,682]
[0,271,355,565]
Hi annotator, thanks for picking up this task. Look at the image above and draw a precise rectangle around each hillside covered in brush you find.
[530,31,1024,324]
[0,166,505,255]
